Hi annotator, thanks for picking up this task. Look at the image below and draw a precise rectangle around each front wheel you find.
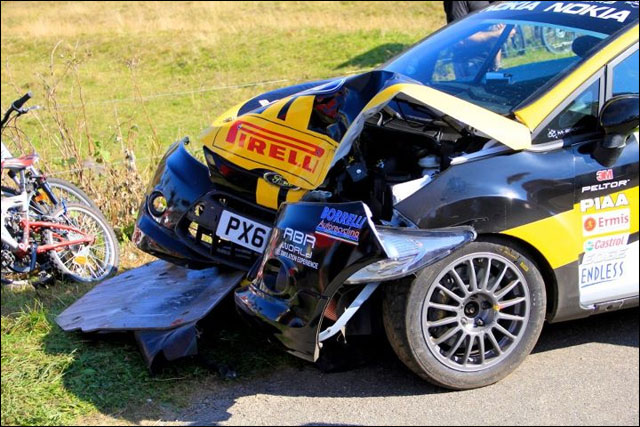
[383,240,546,390]
[47,202,119,283]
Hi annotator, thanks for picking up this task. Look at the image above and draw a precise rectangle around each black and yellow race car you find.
[61,1,639,390]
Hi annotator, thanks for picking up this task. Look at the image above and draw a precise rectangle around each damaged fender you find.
[235,201,476,361]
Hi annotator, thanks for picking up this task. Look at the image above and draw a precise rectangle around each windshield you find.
[384,1,638,115]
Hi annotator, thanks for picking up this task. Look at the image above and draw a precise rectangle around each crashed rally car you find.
[59,1,639,390]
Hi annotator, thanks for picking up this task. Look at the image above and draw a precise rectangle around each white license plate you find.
[215,210,271,253]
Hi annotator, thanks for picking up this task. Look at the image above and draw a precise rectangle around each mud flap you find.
[56,261,244,367]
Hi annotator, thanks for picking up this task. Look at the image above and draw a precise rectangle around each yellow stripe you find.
[285,188,307,203]
[255,178,280,209]
[284,96,315,130]
[503,186,639,269]
[515,25,639,130]
[260,97,290,121]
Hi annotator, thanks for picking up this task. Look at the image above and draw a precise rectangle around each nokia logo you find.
[263,172,299,190]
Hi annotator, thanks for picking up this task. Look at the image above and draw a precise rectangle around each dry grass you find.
[2,1,442,39]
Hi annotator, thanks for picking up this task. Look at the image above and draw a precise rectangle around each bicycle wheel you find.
[44,177,100,211]
[541,28,575,54]
[47,202,119,283]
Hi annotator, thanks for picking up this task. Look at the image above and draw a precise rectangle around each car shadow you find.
[335,43,409,70]
[532,307,639,353]
[41,303,638,425]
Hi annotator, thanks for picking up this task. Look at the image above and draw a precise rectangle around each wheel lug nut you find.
[476,319,484,326]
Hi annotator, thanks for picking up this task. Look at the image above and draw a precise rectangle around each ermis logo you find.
[583,217,597,233]
[582,209,631,236]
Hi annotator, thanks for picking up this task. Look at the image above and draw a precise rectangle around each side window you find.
[612,50,639,96]
[536,79,600,143]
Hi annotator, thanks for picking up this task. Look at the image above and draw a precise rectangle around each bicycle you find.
[1,92,119,284]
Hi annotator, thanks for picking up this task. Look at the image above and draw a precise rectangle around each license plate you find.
[215,210,271,253]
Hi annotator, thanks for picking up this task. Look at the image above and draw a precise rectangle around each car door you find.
[530,43,639,308]
[572,45,639,306]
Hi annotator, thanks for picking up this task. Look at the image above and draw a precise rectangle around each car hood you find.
[201,70,531,190]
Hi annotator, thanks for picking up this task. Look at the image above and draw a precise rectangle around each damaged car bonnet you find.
[200,70,532,191]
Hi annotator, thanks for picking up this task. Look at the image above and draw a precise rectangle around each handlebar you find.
[1,91,33,129]
[12,92,32,110]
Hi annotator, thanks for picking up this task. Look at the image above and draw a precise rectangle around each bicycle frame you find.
[1,168,94,260]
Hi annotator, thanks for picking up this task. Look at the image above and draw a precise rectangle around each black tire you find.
[45,177,100,211]
[47,202,119,283]
[382,240,546,390]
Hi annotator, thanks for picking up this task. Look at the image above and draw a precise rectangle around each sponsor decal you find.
[275,227,318,269]
[547,127,578,139]
[211,115,338,189]
[582,209,630,236]
[315,206,367,244]
[263,172,299,190]
[226,120,324,174]
[580,193,629,212]
[596,169,614,182]
[581,179,630,193]
[484,2,632,23]
[580,260,625,287]
[583,247,628,265]
[584,233,629,252]
[582,234,629,265]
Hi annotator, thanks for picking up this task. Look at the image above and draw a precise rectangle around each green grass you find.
[1,1,445,425]
[1,282,298,425]
[1,1,444,167]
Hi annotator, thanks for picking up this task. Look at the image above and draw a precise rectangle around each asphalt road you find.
[146,308,638,426]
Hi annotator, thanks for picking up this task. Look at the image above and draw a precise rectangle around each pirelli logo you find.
[225,120,324,173]
[212,115,337,189]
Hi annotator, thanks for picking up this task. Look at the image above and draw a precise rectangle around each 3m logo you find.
[225,120,325,174]
[596,169,614,182]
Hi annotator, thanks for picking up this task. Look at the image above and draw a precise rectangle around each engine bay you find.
[314,99,492,222]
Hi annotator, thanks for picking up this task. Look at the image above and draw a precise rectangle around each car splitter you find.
[56,260,243,367]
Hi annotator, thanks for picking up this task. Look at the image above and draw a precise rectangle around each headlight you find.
[345,226,476,284]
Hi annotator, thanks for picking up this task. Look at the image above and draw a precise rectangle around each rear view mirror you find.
[593,94,639,167]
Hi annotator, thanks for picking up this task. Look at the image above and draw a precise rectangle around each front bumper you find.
[232,201,477,361]
[233,202,387,361]
[135,139,274,270]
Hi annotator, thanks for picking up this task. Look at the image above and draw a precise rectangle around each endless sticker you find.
[580,260,625,287]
